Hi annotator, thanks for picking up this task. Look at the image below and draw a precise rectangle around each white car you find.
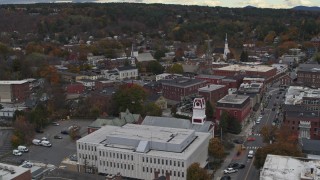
[223,168,238,174]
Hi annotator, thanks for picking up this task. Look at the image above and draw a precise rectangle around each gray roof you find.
[297,64,320,73]
[196,74,226,79]
[301,138,320,155]
[117,66,137,71]
[161,78,206,88]
[142,116,211,132]
[182,64,198,73]
[199,84,225,92]
[136,52,155,62]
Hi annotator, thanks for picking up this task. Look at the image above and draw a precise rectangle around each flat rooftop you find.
[198,84,225,92]
[196,74,226,79]
[217,64,275,72]
[285,86,320,105]
[161,78,206,88]
[261,154,320,180]
[78,124,199,153]
[0,163,30,180]
[0,80,28,85]
[217,94,249,104]
[297,64,320,72]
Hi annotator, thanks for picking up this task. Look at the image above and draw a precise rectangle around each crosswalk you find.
[252,133,261,136]
[246,146,261,150]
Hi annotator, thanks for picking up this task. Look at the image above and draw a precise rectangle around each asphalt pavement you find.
[214,82,286,180]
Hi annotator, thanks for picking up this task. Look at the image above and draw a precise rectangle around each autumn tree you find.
[208,138,225,161]
[11,116,35,147]
[260,125,278,143]
[143,103,162,117]
[187,163,210,180]
[254,126,302,169]
[167,63,184,74]
[39,65,60,85]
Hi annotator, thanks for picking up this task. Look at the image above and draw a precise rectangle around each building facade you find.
[296,64,320,88]
[0,80,30,103]
[161,78,207,101]
[77,124,210,180]
[198,84,228,107]
[215,94,251,123]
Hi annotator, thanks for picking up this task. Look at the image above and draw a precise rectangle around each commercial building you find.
[0,80,30,103]
[212,64,277,80]
[283,86,320,140]
[296,64,320,88]
[260,154,320,180]
[77,124,210,180]
[0,163,31,180]
[161,78,207,102]
[215,94,251,123]
[198,84,228,107]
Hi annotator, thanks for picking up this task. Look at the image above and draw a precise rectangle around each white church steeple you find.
[223,33,230,60]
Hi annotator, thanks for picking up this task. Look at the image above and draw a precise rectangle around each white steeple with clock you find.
[192,97,206,125]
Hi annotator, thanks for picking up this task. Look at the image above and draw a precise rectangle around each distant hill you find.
[292,6,320,11]
[244,5,257,9]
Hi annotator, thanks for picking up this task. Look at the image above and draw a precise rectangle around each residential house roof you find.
[117,66,138,71]
[136,52,155,62]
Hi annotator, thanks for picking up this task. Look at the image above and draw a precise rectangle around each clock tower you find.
[192,97,206,125]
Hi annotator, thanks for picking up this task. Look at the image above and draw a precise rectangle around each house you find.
[146,94,168,110]
[117,66,138,80]
[215,94,251,124]
[87,109,142,134]
[76,79,95,90]
[65,83,85,94]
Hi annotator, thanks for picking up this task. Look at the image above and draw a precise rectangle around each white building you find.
[192,97,206,125]
[77,124,210,180]
[260,154,320,180]
[117,66,138,80]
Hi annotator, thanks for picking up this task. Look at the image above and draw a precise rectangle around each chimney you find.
[154,170,160,180]
[166,171,171,180]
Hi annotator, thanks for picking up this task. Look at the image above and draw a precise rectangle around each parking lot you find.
[1,119,93,166]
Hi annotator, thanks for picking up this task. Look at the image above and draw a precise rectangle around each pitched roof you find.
[119,109,141,123]
[136,52,155,62]
[117,66,138,71]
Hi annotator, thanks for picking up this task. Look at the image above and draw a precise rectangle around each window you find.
[292,127,295,130]
[174,161,176,166]
[150,168,153,173]
[110,162,112,167]
[99,151,101,156]
[150,158,152,163]
[142,157,144,162]
[128,165,130,170]
[162,159,164,165]
[174,171,176,176]
[178,161,180,167]
[182,162,184,167]
[124,164,126,169]
[166,160,168,165]
[182,172,184,177]
[170,160,172,166]
[107,161,109,166]
[120,154,122,159]
[121,164,123,169]
[146,157,148,163]
[158,159,160,164]
[178,172,180,177]
[132,165,134,170]
[146,167,148,173]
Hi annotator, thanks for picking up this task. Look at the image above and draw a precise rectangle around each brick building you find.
[195,75,225,85]
[198,84,228,106]
[213,64,277,80]
[161,78,207,102]
[283,86,320,140]
[0,80,30,103]
[65,83,85,94]
[215,94,251,123]
[296,64,320,88]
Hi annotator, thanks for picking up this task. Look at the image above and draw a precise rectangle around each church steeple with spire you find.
[223,33,230,60]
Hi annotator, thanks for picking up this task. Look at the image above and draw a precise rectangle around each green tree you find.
[112,84,147,115]
[219,111,241,134]
[205,101,214,120]
[154,49,166,60]
[187,163,210,180]
[28,104,48,129]
[146,61,164,75]
[167,63,184,74]
[240,51,248,62]
[0,42,10,61]
[208,138,225,161]
[219,111,229,133]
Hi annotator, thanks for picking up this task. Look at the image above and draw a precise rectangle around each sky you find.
[96,0,320,8]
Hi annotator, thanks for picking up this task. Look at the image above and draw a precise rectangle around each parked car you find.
[18,146,29,152]
[35,129,44,133]
[228,163,245,169]
[223,168,238,174]
[61,130,69,135]
[52,122,60,126]
[41,140,52,147]
[32,139,41,145]
[69,154,78,161]
[220,175,231,180]
[247,137,256,141]
[54,135,62,139]
[248,150,254,158]
[13,149,22,156]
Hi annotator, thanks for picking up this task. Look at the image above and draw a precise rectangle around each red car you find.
[247,137,256,141]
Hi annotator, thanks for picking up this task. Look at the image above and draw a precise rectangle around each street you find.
[218,82,286,180]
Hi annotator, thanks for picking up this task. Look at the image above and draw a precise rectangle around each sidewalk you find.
[213,118,255,180]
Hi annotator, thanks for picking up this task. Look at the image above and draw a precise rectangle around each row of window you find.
[100,161,134,170]
[142,157,184,167]
[99,151,134,161]
[78,153,97,161]
[142,167,185,178]
[78,143,97,152]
